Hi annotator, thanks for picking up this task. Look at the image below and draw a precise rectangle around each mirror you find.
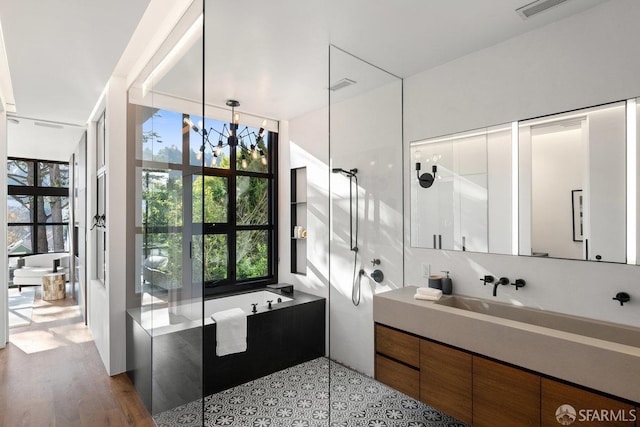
[410,100,629,263]
[519,101,626,262]
[410,124,512,254]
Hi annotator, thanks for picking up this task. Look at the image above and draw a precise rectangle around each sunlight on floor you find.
[9,329,63,353]
[9,288,91,354]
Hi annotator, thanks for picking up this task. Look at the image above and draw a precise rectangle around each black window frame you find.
[187,114,278,296]
[7,157,70,260]
[137,110,278,297]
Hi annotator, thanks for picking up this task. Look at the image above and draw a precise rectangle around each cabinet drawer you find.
[473,356,540,427]
[375,354,420,400]
[541,378,637,427]
[375,324,420,367]
[420,339,472,425]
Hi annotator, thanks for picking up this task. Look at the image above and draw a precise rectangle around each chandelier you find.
[183,100,267,168]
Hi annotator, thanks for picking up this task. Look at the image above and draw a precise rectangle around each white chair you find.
[12,253,70,291]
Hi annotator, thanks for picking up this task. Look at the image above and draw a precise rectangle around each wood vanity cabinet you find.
[541,378,637,427]
[420,339,472,424]
[473,356,540,427]
[374,324,420,399]
[373,322,638,426]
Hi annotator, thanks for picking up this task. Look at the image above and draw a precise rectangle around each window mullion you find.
[228,169,237,283]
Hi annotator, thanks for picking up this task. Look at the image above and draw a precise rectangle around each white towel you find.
[414,287,442,301]
[211,308,247,356]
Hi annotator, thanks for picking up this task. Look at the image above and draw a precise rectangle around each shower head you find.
[332,167,358,177]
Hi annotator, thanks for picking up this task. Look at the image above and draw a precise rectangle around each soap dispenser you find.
[441,271,453,295]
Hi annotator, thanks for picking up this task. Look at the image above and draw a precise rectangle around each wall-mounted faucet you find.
[493,277,510,297]
[613,292,630,306]
[511,279,526,290]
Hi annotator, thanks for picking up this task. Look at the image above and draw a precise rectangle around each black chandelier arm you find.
[185,110,268,168]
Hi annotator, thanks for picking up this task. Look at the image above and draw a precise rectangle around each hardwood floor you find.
[0,286,155,427]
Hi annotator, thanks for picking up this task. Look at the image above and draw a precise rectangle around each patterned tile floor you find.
[154,357,468,427]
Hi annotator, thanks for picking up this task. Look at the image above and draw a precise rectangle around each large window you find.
[139,108,277,295]
[7,159,70,259]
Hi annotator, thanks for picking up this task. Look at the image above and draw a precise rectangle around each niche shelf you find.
[291,167,307,275]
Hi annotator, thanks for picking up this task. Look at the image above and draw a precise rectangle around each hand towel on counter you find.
[414,287,442,301]
[211,308,247,356]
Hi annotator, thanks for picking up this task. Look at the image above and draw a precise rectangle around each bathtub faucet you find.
[251,303,258,314]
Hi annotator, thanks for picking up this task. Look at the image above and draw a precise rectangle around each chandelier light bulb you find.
[258,119,267,137]
[183,117,198,132]
[233,112,240,125]
[241,155,248,169]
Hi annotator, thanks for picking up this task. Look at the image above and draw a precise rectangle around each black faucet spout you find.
[493,277,510,297]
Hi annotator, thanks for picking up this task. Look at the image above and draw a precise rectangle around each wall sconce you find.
[184,99,267,168]
[416,162,437,188]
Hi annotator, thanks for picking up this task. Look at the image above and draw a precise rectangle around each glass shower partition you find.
[328,45,404,424]
[126,0,205,423]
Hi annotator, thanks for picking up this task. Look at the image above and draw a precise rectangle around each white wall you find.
[329,80,403,376]
[1,108,7,347]
[404,0,640,327]
[73,133,88,322]
[282,79,404,376]
[87,77,128,375]
[280,107,330,298]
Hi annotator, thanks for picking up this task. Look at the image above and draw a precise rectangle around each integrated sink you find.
[374,286,640,403]
[435,295,640,347]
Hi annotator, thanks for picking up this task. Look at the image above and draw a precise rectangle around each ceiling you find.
[1,0,609,159]
[0,0,151,160]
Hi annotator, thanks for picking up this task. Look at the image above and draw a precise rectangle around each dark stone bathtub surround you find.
[126,288,326,414]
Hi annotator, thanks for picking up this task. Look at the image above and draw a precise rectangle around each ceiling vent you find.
[329,78,357,91]
[516,0,570,19]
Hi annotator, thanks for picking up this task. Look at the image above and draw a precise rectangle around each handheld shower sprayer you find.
[332,166,361,306]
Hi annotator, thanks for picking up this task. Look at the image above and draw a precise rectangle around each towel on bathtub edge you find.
[211,308,247,356]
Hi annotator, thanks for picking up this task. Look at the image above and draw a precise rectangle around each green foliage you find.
[142,170,183,227]
[236,231,268,279]
[192,175,227,224]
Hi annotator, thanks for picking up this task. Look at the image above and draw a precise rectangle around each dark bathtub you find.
[126,288,325,414]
